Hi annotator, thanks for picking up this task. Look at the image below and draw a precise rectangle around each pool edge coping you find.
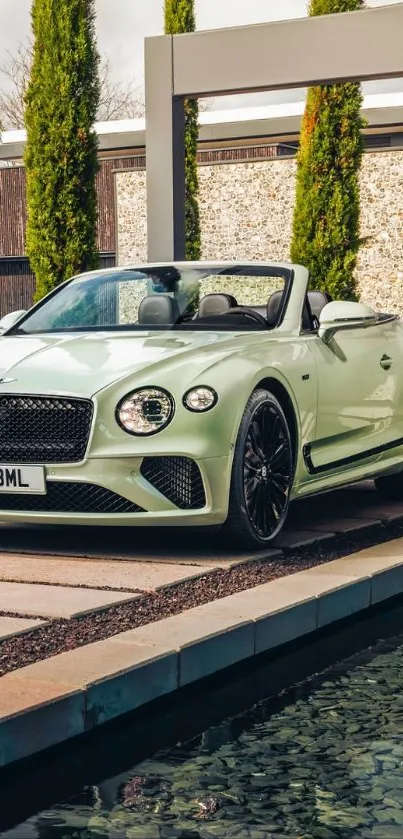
[1,548,403,768]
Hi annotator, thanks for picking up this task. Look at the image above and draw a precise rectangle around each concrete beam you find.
[2,98,403,162]
[145,5,403,260]
[172,5,403,98]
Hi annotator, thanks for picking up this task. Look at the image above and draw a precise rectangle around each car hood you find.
[0,330,262,397]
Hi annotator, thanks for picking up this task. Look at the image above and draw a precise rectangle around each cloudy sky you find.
[0,0,402,109]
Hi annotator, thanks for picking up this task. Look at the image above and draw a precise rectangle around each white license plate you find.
[0,465,46,494]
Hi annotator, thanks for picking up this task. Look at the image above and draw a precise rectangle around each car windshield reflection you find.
[10,264,292,334]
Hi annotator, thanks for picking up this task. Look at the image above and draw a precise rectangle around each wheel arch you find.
[255,377,299,464]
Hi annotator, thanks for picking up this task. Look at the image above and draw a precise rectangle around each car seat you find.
[138,294,180,325]
[266,290,284,328]
[197,293,238,318]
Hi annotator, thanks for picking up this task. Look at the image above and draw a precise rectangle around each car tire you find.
[375,472,403,500]
[222,388,294,550]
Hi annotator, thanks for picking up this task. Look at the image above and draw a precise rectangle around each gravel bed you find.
[1,519,403,677]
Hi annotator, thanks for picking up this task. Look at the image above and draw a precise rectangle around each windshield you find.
[11,264,291,335]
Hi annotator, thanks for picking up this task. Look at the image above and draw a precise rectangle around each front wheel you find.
[222,389,294,550]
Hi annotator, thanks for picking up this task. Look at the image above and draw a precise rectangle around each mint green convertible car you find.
[0,261,401,549]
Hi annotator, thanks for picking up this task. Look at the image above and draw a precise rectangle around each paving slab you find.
[272,529,336,549]
[305,551,403,605]
[118,585,318,660]
[302,517,381,533]
[302,553,403,575]
[171,571,371,641]
[0,524,258,565]
[9,640,179,728]
[361,503,403,520]
[353,538,403,560]
[0,675,81,720]
[0,616,45,641]
[0,554,214,592]
[0,675,84,766]
[113,611,255,686]
[0,581,138,619]
[15,638,176,688]
[289,484,403,524]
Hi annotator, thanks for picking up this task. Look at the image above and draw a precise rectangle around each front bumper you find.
[0,454,233,527]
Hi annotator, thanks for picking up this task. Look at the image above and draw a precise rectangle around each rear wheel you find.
[375,472,403,500]
[222,389,293,550]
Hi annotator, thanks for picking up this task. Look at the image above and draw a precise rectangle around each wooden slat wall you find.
[0,254,117,319]
[0,274,36,318]
[0,167,27,257]
[0,156,144,258]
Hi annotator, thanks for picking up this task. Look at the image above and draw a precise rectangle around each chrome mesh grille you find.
[0,395,93,463]
[140,456,206,510]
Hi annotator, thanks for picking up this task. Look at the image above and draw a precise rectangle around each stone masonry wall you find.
[116,150,403,313]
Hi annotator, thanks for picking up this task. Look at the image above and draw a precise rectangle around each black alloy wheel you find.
[223,389,294,549]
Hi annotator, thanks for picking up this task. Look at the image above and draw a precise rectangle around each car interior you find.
[136,289,333,331]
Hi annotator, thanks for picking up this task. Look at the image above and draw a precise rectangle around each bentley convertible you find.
[0,261,401,549]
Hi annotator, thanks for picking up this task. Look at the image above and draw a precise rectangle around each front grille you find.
[0,396,93,463]
[141,456,206,510]
[0,482,145,514]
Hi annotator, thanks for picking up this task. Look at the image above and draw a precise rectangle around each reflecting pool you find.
[3,630,403,839]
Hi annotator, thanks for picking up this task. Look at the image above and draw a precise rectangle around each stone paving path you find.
[0,480,402,647]
[0,616,45,641]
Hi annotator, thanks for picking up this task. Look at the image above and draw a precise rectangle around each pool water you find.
[3,630,403,839]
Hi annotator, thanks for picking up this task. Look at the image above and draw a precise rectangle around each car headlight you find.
[183,386,218,413]
[117,388,174,436]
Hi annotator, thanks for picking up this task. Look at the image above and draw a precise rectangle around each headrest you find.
[138,294,180,325]
[198,293,238,318]
[266,290,284,328]
[308,290,333,319]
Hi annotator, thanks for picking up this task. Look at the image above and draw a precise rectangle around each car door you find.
[307,315,403,474]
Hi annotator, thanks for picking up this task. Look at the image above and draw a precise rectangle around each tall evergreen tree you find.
[25,0,100,300]
[165,0,201,260]
[290,0,365,300]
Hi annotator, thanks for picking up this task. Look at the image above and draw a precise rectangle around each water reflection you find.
[4,630,403,839]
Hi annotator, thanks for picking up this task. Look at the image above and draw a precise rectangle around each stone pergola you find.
[144,3,403,262]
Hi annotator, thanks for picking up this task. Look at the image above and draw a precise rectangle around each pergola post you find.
[145,36,186,262]
[145,3,403,262]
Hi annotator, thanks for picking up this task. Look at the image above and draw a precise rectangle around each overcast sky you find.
[1,0,402,110]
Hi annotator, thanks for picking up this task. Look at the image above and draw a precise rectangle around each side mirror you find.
[319,301,377,345]
[0,310,27,335]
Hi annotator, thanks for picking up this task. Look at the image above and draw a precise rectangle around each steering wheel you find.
[225,307,268,327]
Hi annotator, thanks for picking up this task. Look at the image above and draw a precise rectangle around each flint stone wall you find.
[116,150,403,313]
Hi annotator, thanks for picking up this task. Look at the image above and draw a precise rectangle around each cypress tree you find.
[290,0,365,300]
[25,0,100,300]
[165,0,201,260]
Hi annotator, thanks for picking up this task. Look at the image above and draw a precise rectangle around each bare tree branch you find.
[97,56,144,121]
[0,42,144,130]
[0,44,31,129]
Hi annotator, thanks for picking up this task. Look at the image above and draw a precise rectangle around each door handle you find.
[380,354,393,370]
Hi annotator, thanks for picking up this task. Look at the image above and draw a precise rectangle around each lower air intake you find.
[140,457,206,510]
